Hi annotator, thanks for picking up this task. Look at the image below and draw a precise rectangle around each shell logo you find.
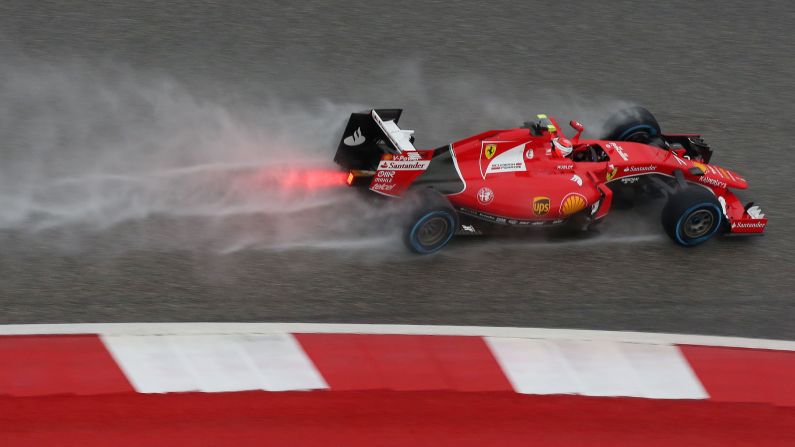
[692,162,708,173]
[560,193,588,216]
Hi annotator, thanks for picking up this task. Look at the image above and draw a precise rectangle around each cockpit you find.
[571,144,610,163]
[522,114,610,163]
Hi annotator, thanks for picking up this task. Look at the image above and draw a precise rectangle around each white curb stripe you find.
[102,334,327,393]
[239,334,328,392]
[554,340,646,397]
[102,334,199,393]
[485,338,581,395]
[486,338,707,399]
[619,342,707,399]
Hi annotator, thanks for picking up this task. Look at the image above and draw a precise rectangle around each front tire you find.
[661,188,723,247]
[403,189,458,254]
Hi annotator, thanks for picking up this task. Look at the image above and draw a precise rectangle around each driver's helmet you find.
[552,137,574,157]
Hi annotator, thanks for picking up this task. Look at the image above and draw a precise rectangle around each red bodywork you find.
[366,118,766,235]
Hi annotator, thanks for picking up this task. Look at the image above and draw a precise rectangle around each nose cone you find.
[693,162,748,190]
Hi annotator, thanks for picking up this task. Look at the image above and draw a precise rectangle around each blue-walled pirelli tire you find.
[403,189,458,255]
[601,106,663,147]
[661,187,724,247]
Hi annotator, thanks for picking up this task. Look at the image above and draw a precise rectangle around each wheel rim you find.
[417,216,450,247]
[617,124,657,142]
[682,209,715,239]
[624,131,652,143]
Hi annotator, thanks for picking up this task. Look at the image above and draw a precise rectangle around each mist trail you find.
[0,56,648,253]
[0,58,369,248]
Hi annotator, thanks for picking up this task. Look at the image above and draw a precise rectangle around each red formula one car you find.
[333,108,767,254]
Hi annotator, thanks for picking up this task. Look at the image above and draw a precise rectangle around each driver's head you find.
[553,137,574,157]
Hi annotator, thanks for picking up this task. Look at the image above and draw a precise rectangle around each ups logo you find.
[533,197,550,215]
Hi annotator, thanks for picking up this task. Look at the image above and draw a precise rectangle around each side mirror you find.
[569,120,584,144]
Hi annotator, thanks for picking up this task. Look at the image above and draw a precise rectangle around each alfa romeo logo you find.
[477,187,494,205]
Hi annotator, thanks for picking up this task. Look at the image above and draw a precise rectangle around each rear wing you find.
[334,109,417,171]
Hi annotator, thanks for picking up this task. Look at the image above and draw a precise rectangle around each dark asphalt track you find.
[0,1,793,338]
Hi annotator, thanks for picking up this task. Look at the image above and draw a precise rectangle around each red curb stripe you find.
[679,345,795,406]
[2,392,794,447]
[295,334,512,391]
[0,335,133,396]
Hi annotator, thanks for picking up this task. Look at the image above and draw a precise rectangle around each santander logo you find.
[343,127,365,146]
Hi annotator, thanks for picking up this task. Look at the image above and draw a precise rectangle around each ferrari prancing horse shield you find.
[484,144,497,159]
[479,141,527,179]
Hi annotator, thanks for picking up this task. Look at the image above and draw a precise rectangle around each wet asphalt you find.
[0,0,793,338]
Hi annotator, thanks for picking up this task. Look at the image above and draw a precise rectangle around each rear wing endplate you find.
[334,108,417,171]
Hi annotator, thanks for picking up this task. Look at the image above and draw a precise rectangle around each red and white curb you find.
[1,323,794,406]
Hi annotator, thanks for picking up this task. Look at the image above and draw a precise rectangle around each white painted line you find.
[102,333,327,393]
[3,323,794,352]
[486,338,709,399]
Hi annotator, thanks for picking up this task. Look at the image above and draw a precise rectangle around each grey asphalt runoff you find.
[0,1,793,339]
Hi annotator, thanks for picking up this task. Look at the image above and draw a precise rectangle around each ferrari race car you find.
[333,107,767,254]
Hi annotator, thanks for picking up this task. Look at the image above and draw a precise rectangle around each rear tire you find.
[601,106,664,147]
[661,187,723,247]
[403,189,458,254]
